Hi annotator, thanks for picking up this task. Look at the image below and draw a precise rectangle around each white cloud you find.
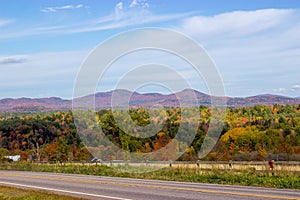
[179,9,300,97]
[181,9,294,39]
[60,4,83,9]
[115,0,149,20]
[96,48,207,94]
[273,88,288,93]
[143,3,149,9]
[273,85,300,96]
[115,0,150,20]
[41,4,84,13]
[115,2,123,10]
[0,57,27,65]
[115,2,124,20]
[0,4,191,40]
[0,51,87,98]
[2,7,299,98]
[129,0,149,9]
[66,12,190,34]
[0,19,13,27]
[129,0,138,8]
[292,85,300,91]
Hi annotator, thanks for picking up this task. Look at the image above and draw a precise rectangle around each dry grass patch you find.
[0,185,85,200]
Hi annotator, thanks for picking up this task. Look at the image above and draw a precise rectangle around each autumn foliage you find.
[0,104,299,162]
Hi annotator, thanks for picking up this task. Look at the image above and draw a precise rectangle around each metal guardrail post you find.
[196,160,200,168]
[229,160,233,169]
[268,160,275,176]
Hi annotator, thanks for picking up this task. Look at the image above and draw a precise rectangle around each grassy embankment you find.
[0,162,299,189]
[0,185,84,200]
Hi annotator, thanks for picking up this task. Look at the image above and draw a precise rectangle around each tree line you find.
[0,104,299,162]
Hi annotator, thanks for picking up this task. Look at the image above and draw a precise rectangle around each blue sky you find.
[0,0,300,98]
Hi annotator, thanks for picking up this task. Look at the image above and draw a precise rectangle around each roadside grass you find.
[0,185,85,200]
[0,162,299,189]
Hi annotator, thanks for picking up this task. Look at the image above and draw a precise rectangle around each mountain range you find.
[0,89,299,112]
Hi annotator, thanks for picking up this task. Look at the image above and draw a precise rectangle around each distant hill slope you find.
[0,89,299,112]
[0,97,70,112]
[227,94,300,107]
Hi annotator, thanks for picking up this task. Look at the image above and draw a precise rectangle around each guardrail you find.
[87,160,300,172]
[1,160,300,174]
[32,160,300,166]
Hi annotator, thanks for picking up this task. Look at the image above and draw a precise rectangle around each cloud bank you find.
[0,0,190,40]
[0,57,27,65]
[0,19,13,27]
[41,4,84,13]
[1,3,299,98]
[180,9,300,97]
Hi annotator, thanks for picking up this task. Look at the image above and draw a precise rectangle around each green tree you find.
[57,138,72,163]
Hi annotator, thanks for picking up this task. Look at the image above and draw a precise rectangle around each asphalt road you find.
[0,170,299,200]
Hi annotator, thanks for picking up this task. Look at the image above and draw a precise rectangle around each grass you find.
[0,162,299,190]
[0,185,85,200]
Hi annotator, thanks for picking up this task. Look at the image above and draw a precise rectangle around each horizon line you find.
[0,88,299,100]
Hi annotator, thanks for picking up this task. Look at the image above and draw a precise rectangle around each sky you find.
[0,0,300,99]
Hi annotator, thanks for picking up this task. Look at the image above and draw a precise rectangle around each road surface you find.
[0,170,299,200]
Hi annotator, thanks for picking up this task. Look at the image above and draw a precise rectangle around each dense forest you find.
[0,104,300,162]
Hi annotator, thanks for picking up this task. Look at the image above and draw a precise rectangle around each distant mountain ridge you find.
[0,89,299,112]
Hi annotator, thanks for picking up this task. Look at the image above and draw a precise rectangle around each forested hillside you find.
[0,104,299,162]
[1,89,300,112]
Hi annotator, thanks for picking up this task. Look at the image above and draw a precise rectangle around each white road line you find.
[0,181,133,200]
